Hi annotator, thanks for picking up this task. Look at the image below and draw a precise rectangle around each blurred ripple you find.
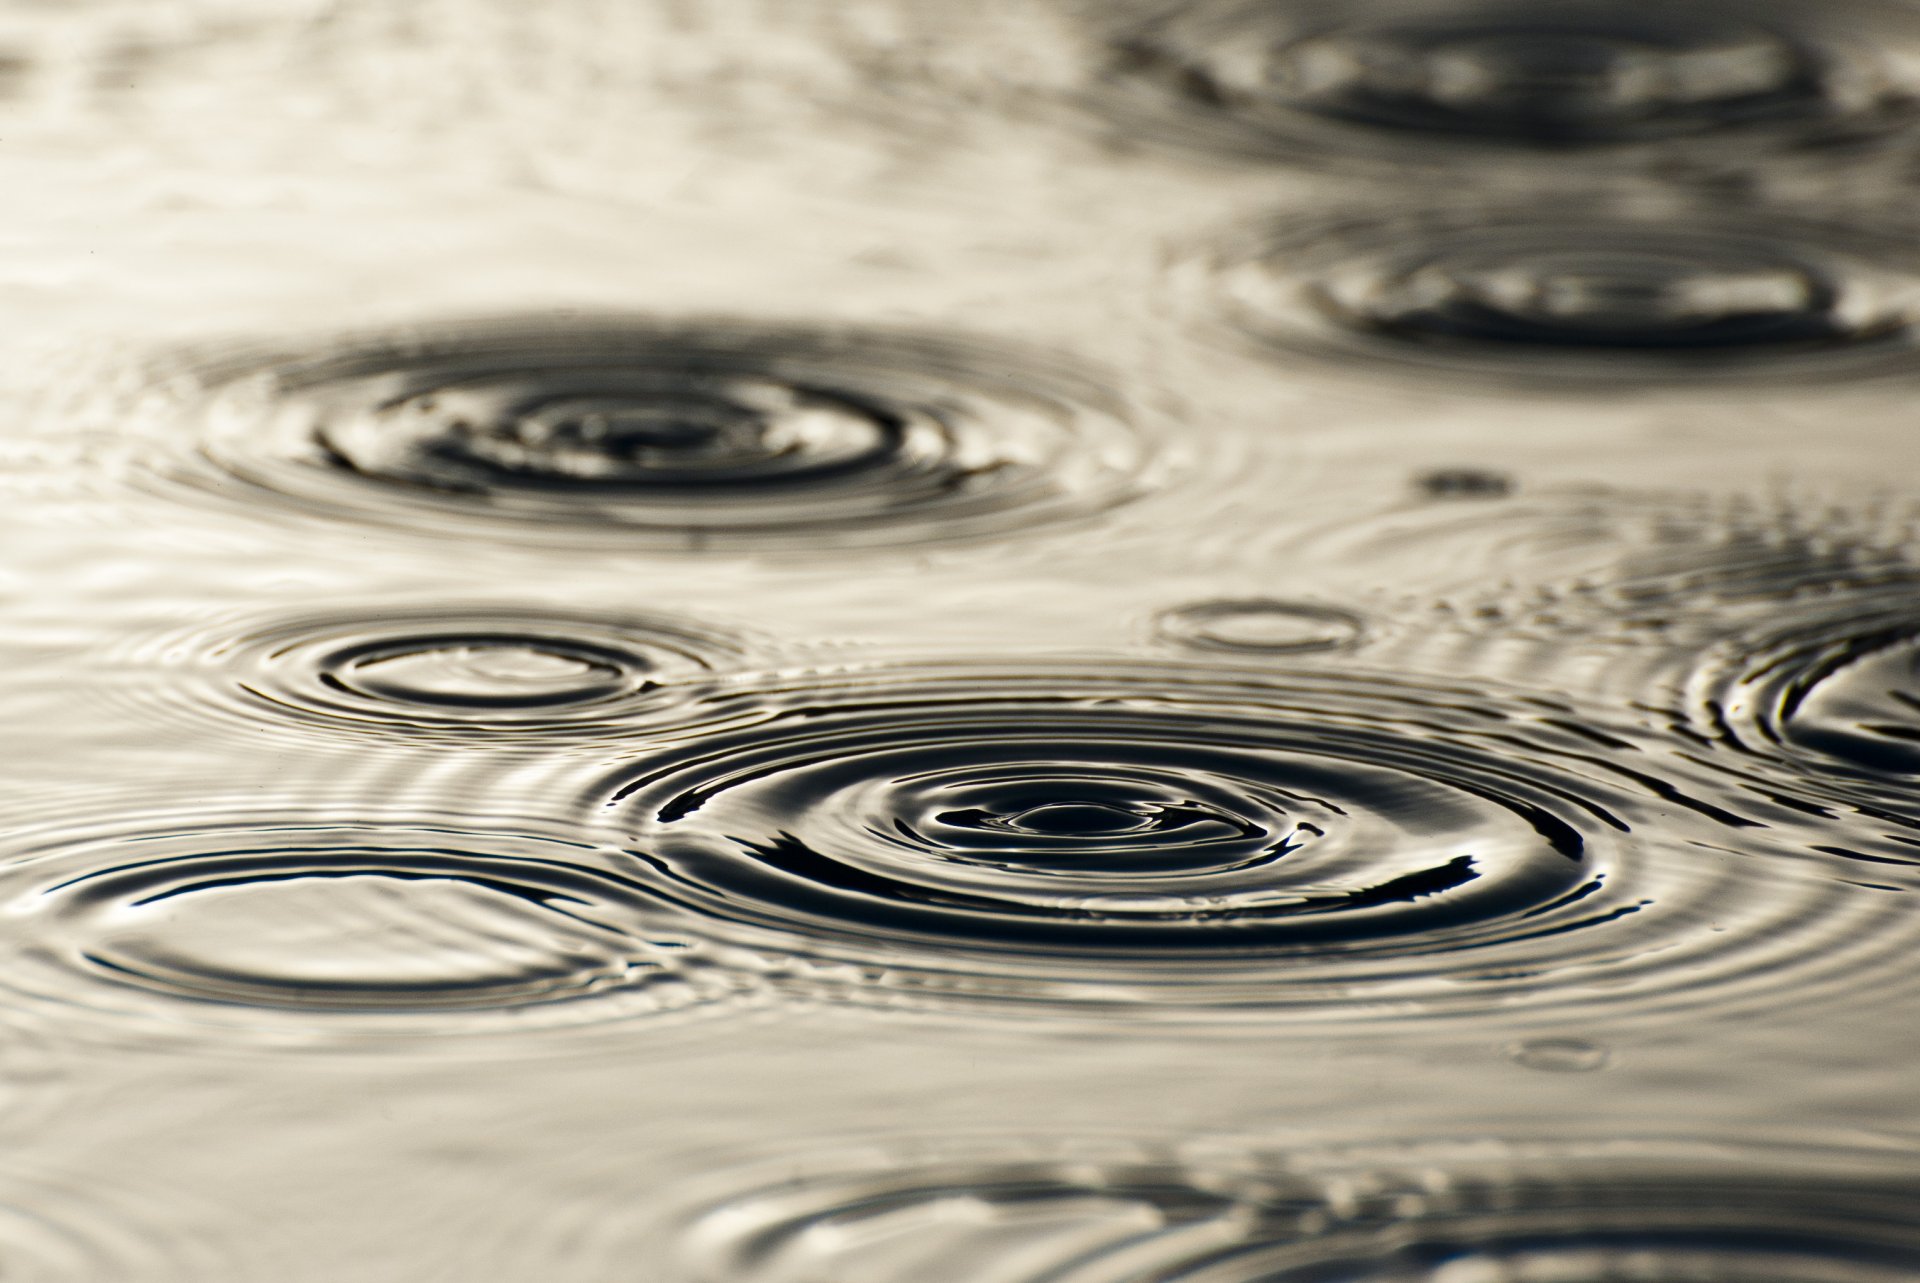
[1087,0,1920,172]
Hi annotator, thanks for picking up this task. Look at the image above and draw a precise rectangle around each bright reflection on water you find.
[0,0,1918,1280]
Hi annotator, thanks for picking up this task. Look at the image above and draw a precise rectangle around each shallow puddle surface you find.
[1,2,1918,1279]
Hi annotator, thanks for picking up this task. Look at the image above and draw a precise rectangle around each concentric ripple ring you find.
[113,603,765,745]
[585,660,1906,1022]
[1663,594,1920,876]
[170,316,1153,550]
[1195,205,1920,387]
[1096,0,1920,168]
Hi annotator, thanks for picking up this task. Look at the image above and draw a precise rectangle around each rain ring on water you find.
[1193,205,1920,388]
[106,603,771,747]
[0,817,773,1047]
[1658,593,1920,877]
[654,1136,1920,1283]
[158,316,1156,552]
[580,659,1914,1024]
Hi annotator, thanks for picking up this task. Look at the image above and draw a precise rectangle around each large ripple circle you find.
[0,817,769,1047]
[1195,205,1920,387]
[665,1137,1920,1283]
[173,316,1153,550]
[1095,0,1920,168]
[586,660,1900,1022]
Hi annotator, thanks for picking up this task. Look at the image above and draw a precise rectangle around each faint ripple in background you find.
[1273,483,1920,648]
[0,1161,244,1282]
[1086,0,1920,171]
[649,1136,1920,1283]
[1648,587,1920,877]
[1186,201,1920,389]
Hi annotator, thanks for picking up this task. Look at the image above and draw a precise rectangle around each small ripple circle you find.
[171,316,1154,550]
[583,659,1897,1022]
[1666,593,1920,876]
[117,603,764,745]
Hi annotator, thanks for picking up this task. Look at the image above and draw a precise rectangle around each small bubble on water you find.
[1155,599,1368,655]
[1509,1036,1612,1072]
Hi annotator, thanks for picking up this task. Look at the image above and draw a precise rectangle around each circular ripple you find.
[666,1138,1920,1283]
[1197,205,1920,387]
[1154,599,1367,655]
[1097,0,1920,167]
[169,316,1152,551]
[0,819,767,1045]
[119,604,763,745]
[1704,606,1920,775]
[1668,593,1920,873]
[586,660,1904,1022]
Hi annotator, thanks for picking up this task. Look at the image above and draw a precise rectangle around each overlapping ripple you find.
[110,603,766,747]
[665,1138,1920,1283]
[1193,204,1920,387]
[162,316,1152,551]
[0,816,767,1046]
[1094,0,1920,168]
[585,659,1906,1022]
[1660,590,1920,875]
